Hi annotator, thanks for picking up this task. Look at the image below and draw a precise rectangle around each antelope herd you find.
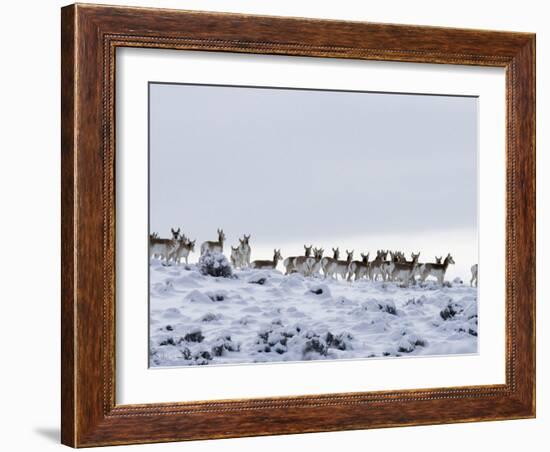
[149,228,476,287]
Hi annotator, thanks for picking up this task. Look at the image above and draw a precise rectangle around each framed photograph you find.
[61,3,536,447]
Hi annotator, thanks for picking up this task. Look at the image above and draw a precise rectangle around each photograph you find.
[148,82,479,367]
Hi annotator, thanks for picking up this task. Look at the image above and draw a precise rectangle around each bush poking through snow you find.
[397,334,426,353]
[206,290,226,302]
[211,335,240,357]
[379,300,397,315]
[201,312,221,322]
[184,329,204,343]
[198,251,233,278]
[308,284,332,298]
[159,337,177,346]
[325,332,353,350]
[303,337,328,357]
[397,338,415,353]
[440,302,461,320]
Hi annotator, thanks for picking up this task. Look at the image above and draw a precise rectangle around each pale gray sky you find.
[149,82,477,275]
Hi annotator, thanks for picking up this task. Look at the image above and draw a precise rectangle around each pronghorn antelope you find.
[384,251,404,281]
[348,252,370,282]
[284,245,313,275]
[413,255,441,280]
[390,252,420,287]
[470,263,478,287]
[250,249,283,270]
[305,247,325,277]
[238,234,251,268]
[170,227,182,241]
[149,235,178,263]
[326,250,354,280]
[168,237,196,264]
[149,232,160,258]
[149,228,183,262]
[200,229,226,255]
[321,248,340,278]
[230,246,244,269]
[420,253,455,285]
[369,250,388,281]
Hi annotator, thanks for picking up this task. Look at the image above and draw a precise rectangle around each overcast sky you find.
[149,82,477,276]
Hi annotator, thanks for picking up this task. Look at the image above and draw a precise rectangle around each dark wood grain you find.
[60,4,76,447]
[61,3,536,447]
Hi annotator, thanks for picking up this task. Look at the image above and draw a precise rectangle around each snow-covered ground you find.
[149,261,478,367]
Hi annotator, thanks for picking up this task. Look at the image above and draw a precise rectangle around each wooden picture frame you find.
[61,3,535,447]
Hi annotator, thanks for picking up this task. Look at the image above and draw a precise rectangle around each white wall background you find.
[0,1,545,451]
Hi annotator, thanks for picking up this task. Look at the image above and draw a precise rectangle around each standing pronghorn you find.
[390,252,420,287]
[149,232,160,259]
[369,250,388,281]
[238,234,251,268]
[230,246,244,269]
[470,264,478,287]
[149,228,182,262]
[200,229,226,256]
[420,253,455,285]
[326,250,354,280]
[250,249,283,270]
[348,252,370,282]
[284,245,313,275]
[414,256,441,281]
[384,251,402,281]
[306,247,325,277]
[321,248,340,278]
[168,237,196,264]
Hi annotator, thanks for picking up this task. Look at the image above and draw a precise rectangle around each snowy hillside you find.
[149,261,478,367]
